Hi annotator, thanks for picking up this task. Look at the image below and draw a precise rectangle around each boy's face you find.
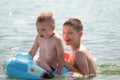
[62,25,81,45]
[36,23,54,39]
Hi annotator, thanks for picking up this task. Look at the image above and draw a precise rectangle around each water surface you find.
[0,0,120,80]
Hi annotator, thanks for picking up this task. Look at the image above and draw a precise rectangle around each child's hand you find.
[42,72,54,79]
[44,66,52,72]
[26,53,33,61]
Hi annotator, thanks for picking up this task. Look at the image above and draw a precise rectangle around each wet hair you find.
[36,11,55,27]
[63,18,83,32]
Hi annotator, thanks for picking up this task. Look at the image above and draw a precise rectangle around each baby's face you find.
[62,25,80,45]
[36,23,53,39]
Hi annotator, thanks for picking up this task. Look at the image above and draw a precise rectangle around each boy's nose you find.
[64,34,69,38]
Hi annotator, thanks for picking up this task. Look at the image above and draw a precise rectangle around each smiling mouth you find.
[65,39,71,42]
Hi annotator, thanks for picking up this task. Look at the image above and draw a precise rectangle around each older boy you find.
[62,18,97,77]
[28,11,64,76]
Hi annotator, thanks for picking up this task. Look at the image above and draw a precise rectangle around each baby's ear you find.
[79,31,83,37]
[52,25,55,30]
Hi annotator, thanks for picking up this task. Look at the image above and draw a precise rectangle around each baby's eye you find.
[41,29,45,31]
[37,28,39,31]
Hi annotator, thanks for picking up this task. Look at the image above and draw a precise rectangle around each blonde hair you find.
[36,11,55,27]
[63,18,83,32]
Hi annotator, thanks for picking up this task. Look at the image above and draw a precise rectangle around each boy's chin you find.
[65,43,70,45]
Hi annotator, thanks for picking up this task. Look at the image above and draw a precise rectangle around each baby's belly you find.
[39,57,58,67]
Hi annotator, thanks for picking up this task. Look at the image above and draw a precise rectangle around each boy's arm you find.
[29,35,39,57]
[64,61,80,72]
[75,51,89,75]
[55,38,64,75]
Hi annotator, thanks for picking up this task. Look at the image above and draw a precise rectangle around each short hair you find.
[36,11,55,27]
[63,18,83,32]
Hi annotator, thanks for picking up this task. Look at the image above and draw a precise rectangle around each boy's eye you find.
[63,31,72,33]
[63,32,65,34]
[69,32,72,34]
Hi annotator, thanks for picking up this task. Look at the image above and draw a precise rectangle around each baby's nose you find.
[38,30,43,34]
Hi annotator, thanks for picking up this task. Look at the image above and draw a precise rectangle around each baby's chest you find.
[40,44,56,54]
[39,40,56,49]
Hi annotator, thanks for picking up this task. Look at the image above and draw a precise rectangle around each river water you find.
[0,0,120,80]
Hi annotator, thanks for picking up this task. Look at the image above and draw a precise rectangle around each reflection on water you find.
[99,63,120,75]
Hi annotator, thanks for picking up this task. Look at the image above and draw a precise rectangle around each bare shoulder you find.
[80,44,95,61]
[35,34,40,41]
[75,50,86,59]
[80,44,91,54]
[75,45,90,58]
[53,33,62,43]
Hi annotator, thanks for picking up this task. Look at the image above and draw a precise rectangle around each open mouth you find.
[40,34,44,38]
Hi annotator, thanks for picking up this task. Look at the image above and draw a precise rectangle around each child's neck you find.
[71,40,81,51]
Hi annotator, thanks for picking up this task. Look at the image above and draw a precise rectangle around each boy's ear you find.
[79,31,83,37]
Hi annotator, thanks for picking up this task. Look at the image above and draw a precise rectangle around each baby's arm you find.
[55,38,64,75]
[29,35,39,57]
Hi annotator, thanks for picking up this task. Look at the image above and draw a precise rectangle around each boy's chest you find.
[69,54,76,65]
